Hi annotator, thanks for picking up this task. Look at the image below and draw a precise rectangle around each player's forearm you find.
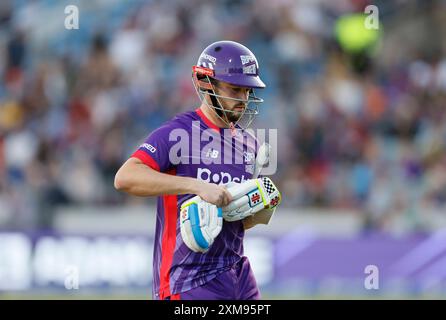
[114,160,201,197]
[243,208,275,230]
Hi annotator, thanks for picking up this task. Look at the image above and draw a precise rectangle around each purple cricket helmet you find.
[192,40,265,129]
[195,40,265,88]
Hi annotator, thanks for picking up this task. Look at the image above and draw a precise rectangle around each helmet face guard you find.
[192,41,266,130]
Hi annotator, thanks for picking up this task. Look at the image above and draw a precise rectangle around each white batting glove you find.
[221,177,282,222]
[180,196,223,253]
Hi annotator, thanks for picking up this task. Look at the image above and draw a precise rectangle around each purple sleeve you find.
[131,124,174,172]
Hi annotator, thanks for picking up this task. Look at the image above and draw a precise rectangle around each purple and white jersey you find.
[131,108,258,300]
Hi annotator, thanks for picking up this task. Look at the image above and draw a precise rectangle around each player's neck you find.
[199,104,229,129]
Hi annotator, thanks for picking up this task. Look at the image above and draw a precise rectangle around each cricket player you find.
[114,41,281,300]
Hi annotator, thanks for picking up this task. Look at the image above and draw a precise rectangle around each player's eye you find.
[232,87,248,95]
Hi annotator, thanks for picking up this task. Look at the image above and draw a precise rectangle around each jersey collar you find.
[195,107,221,133]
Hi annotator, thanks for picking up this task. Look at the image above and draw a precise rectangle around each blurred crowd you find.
[0,0,445,230]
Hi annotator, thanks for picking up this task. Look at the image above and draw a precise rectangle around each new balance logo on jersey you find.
[141,143,156,153]
[197,168,247,184]
[205,149,219,159]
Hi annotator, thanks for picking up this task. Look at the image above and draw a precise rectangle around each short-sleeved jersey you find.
[131,108,258,299]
